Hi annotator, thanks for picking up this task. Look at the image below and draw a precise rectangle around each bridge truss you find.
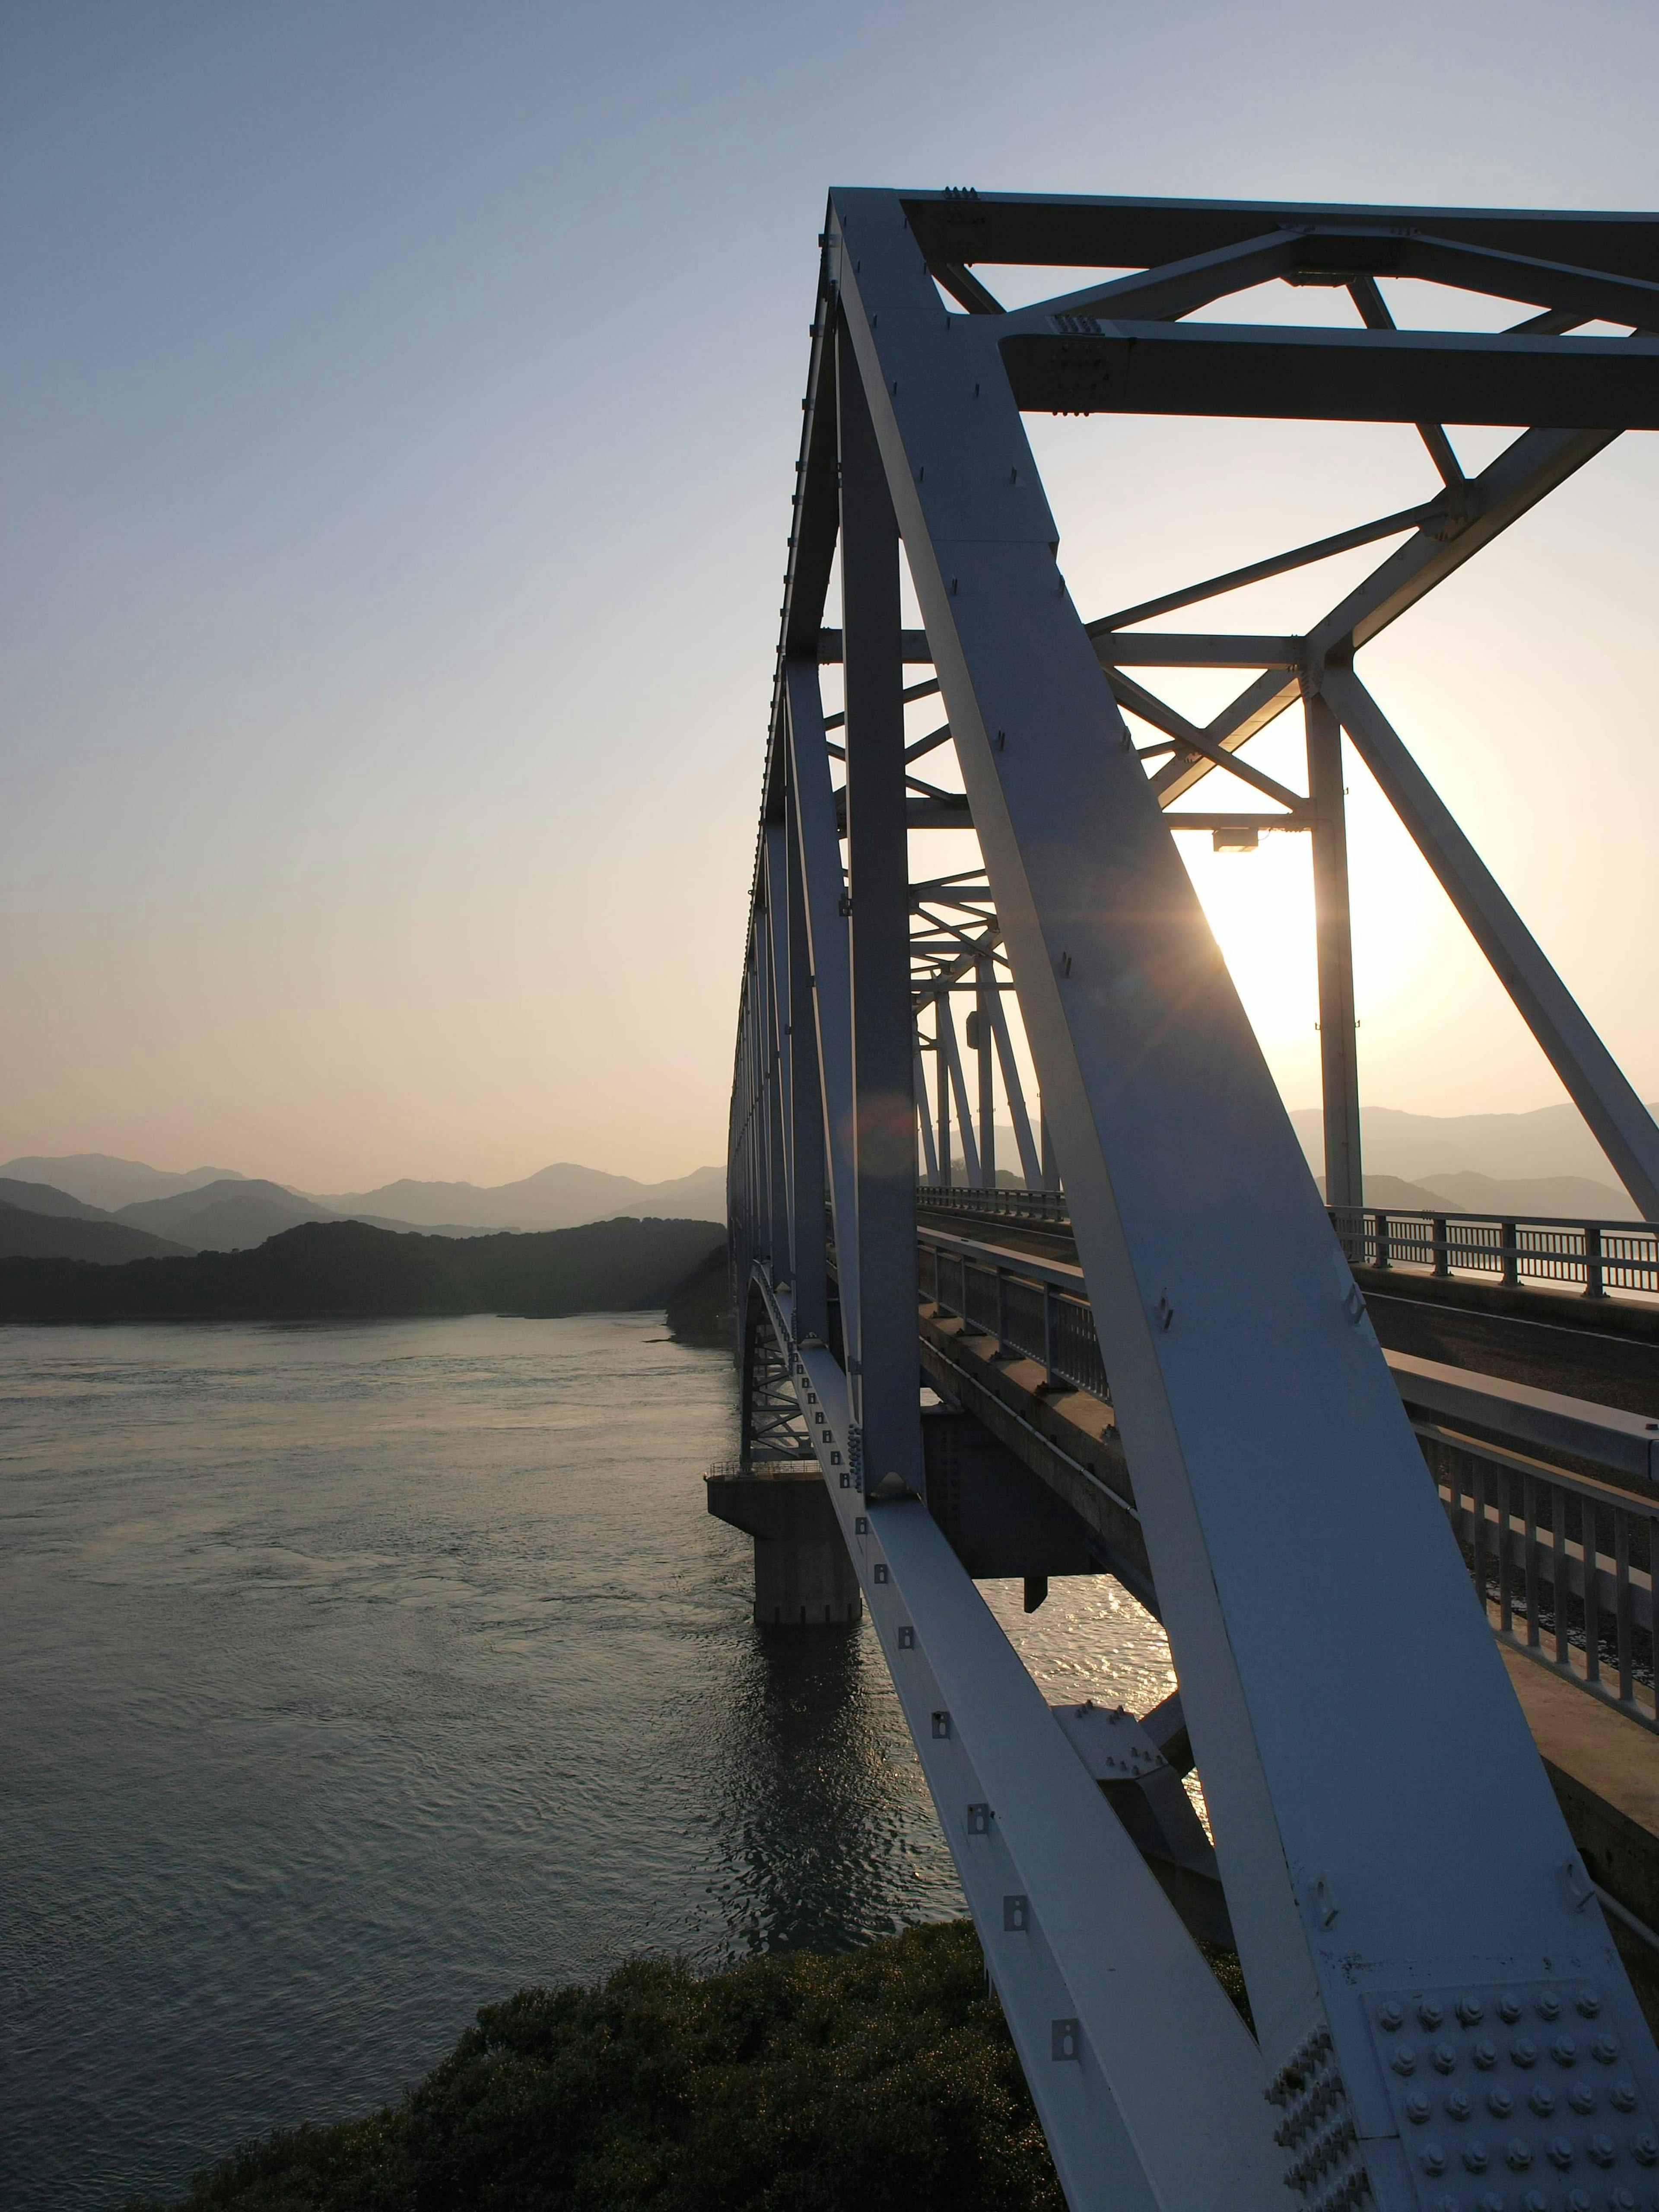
[727,191,1659,2211]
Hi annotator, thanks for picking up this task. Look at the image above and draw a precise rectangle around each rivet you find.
[1461,2140,1490,2173]
[1536,1993,1561,2021]
[1446,2090,1471,2120]
[1433,2041,1457,2074]
[1575,1986,1602,2018]
[1498,1995,1524,2024]
[1486,2087,1512,2117]
[1378,2001,1405,2032]
[1421,2142,1448,2175]
[1545,2136,1573,2169]
[1471,2038,1497,2069]
[1588,2135,1616,2168]
[1505,2136,1533,2170]
[1612,2080,1639,2111]
[1568,2083,1595,2114]
[1512,2038,1538,2069]
[1591,2033,1619,2063]
[1550,2035,1578,2066]
[1528,2085,1555,2117]
[1419,1999,1446,2029]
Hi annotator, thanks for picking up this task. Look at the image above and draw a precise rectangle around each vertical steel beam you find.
[976,953,997,1185]
[784,661,860,1343]
[1039,1102,1059,1192]
[763,827,793,1278]
[935,1007,953,1186]
[1324,665,1659,1220]
[838,327,924,1496]
[1305,692,1364,1214]
[989,986,1042,1188]
[914,1037,941,1183]
[785,779,829,1343]
[830,186,1647,2202]
[938,996,982,1185]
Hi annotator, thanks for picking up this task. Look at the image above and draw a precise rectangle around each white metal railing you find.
[1328,1204,1659,1300]
[918,1183,1659,1301]
[916,1205,1659,1725]
[917,1226,1110,1402]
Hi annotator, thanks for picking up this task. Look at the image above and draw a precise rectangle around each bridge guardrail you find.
[1418,1422,1657,1731]
[918,1215,1659,1727]
[917,1227,1110,1403]
[918,1183,1659,1300]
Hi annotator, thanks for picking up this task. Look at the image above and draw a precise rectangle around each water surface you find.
[0,1313,1172,2208]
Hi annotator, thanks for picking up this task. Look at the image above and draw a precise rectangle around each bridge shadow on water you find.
[704,1620,966,1959]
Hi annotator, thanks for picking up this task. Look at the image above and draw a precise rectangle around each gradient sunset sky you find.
[6,0,1656,1190]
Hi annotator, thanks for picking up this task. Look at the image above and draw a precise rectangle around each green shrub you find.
[125,1921,1066,2212]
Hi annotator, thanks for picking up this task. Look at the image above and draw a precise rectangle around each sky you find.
[4,0,1657,1193]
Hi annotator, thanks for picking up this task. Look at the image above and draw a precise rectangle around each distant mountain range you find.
[0,1154,729,1264]
[1286,1103,1654,1211]
[312,1162,728,1232]
[0,1155,246,1211]
[1311,1170,1640,1219]
[0,1190,191,1264]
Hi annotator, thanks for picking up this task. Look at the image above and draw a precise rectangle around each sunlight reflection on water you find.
[1,1313,1176,2208]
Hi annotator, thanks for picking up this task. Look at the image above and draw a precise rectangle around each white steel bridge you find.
[723,188,1659,2212]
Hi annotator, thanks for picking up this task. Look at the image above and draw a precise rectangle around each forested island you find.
[0,1214,724,1323]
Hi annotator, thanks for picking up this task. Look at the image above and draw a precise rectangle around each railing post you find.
[1374,1208,1391,1270]
[996,1267,1008,1352]
[1432,1214,1450,1279]
[1042,1281,1058,1387]
[1501,1220,1520,1288]
[1585,1223,1605,1300]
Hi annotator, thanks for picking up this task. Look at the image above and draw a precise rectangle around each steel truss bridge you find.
[723,189,1659,2212]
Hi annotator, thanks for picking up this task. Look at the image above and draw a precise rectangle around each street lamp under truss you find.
[727,190,1659,2212]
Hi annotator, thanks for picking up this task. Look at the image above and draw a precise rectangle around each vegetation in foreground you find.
[123,1922,1067,2212]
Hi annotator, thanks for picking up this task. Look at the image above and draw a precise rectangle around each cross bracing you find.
[728,188,1659,2211]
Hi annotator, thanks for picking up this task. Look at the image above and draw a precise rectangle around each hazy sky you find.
[5,0,1657,1192]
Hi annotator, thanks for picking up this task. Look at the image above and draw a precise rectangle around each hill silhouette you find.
[0,1201,192,1265]
[0,1176,126,1223]
[0,1215,724,1322]
[315,1160,726,1231]
[0,1154,245,1210]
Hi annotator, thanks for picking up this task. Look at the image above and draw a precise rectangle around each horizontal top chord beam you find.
[895,188,1659,285]
[1000,319,1659,427]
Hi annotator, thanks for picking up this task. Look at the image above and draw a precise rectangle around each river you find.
[0,1313,1175,2209]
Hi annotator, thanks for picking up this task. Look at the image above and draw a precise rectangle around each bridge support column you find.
[705,1467,863,1627]
[1307,689,1363,1217]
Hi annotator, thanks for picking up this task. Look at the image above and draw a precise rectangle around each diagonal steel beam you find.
[831,181,1652,2208]
[1322,665,1659,1219]
[1148,420,1620,805]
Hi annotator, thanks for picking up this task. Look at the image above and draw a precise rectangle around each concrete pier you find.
[705,1465,863,1626]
